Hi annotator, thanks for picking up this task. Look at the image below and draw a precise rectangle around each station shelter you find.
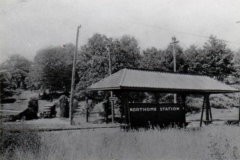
[87,68,239,127]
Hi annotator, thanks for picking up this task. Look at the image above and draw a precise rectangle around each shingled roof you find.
[87,68,239,93]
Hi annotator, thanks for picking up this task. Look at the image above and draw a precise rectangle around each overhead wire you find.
[126,20,240,45]
[109,13,240,45]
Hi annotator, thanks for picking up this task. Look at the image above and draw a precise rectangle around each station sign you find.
[129,103,184,127]
[159,106,180,111]
[109,97,118,102]
[130,107,156,112]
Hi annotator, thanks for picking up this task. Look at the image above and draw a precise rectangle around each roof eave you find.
[87,86,239,94]
[120,86,239,94]
[86,86,121,91]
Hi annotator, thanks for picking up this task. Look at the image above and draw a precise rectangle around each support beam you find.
[110,92,114,123]
[209,103,212,121]
[181,94,186,124]
[121,94,124,121]
[200,95,205,127]
[85,97,89,122]
[154,92,160,104]
[123,93,129,125]
[127,97,131,126]
[205,94,210,121]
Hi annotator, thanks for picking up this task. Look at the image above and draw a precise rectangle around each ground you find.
[0,90,119,129]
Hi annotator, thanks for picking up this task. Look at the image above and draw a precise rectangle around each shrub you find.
[58,95,69,118]
[210,94,237,109]
[0,124,41,157]
[28,97,39,113]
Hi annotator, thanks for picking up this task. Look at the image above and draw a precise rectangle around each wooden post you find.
[209,103,212,121]
[123,93,128,125]
[200,95,205,127]
[127,96,131,126]
[123,92,130,125]
[111,94,114,123]
[181,94,186,124]
[106,45,114,123]
[70,25,81,125]
[121,94,124,122]
[205,94,210,122]
[172,37,179,104]
[85,97,89,122]
[239,92,240,126]
[154,92,160,104]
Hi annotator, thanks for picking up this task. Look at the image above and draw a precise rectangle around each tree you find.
[140,47,165,70]
[233,49,240,83]
[76,34,111,95]
[162,43,185,72]
[184,45,205,74]
[140,42,185,72]
[28,44,75,91]
[112,35,141,72]
[76,34,141,97]
[185,36,235,81]
[2,54,32,89]
[202,36,235,81]
[0,70,12,100]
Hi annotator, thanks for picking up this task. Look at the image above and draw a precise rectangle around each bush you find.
[28,97,39,113]
[0,124,41,157]
[7,97,39,122]
[58,95,69,118]
[210,94,237,109]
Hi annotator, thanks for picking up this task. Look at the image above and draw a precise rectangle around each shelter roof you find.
[87,68,239,93]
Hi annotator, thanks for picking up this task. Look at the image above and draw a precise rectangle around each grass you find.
[1,124,41,157]
[1,90,240,159]
[1,125,240,160]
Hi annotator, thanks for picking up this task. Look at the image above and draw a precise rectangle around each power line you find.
[116,17,240,45]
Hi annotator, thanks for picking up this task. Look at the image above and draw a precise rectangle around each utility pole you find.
[106,45,114,123]
[239,92,240,126]
[172,36,179,104]
[70,25,81,125]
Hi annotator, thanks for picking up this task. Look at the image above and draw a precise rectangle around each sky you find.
[1,0,240,63]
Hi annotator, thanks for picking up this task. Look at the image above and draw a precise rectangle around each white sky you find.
[1,0,240,63]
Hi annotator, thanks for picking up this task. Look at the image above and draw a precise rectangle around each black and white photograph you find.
[1,0,240,160]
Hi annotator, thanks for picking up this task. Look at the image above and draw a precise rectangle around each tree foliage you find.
[185,36,235,81]
[184,45,205,74]
[233,49,240,83]
[3,34,234,102]
[0,70,12,100]
[76,34,141,97]
[140,43,185,72]
[28,44,75,91]
[2,54,32,89]
[140,47,164,70]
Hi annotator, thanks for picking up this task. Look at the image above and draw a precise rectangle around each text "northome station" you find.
[130,108,156,112]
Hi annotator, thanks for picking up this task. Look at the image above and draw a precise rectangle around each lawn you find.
[1,125,240,160]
